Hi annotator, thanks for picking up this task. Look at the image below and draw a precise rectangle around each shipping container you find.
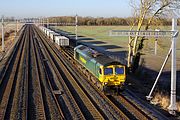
[49,32,59,42]
[49,31,55,40]
[55,36,69,46]
[46,30,53,37]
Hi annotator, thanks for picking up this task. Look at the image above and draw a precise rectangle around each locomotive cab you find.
[99,65,126,87]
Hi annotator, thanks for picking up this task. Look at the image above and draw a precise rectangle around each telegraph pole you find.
[40,17,43,26]
[75,14,78,40]
[14,19,17,38]
[42,17,44,26]
[38,18,40,26]
[1,16,5,52]
[47,17,49,28]
[16,19,18,33]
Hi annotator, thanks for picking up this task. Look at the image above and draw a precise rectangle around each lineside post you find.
[1,16,5,52]
[75,14,78,40]
[47,18,49,28]
[42,17,44,26]
[16,19,18,34]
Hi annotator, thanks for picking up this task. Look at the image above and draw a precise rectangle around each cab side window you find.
[99,69,102,74]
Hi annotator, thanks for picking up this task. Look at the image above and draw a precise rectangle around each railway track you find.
[36,26,154,119]
[33,28,86,119]
[0,26,27,120]
[36,26,130,119]
[0,24,169,119]
[34,26,106,119]
[54,39,163,120]
[61,49,155,120]
[0,25,64,120]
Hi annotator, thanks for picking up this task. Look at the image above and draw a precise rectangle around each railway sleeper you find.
[53,90,64,95]
[43,58,48,62]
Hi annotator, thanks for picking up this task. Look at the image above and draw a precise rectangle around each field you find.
[54,25,180,51]
[53,25,180,63]
[55,26,130,50]
[0,23,23,56]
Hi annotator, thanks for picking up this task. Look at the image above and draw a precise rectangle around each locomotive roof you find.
[75,45,122,66]
[95,55,121,66]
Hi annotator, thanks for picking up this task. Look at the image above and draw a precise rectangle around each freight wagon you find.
[49,31,59,42]
[55,36,69,46]
[39,26,69,46]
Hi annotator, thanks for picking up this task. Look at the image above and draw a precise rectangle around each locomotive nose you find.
[109,75,118,81]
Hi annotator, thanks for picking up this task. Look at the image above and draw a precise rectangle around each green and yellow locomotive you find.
[74,45,126,93]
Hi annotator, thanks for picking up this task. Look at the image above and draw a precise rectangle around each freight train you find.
[39,26,126,94]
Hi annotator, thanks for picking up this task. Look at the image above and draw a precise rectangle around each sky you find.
[0,0,131,18]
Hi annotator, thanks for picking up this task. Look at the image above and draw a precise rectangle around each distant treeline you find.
[49,16,180,26]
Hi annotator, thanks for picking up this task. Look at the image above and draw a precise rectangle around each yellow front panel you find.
[102,75,125,86]
[100,65,126,86]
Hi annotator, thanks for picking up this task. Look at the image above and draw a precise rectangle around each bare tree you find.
[128,0,180,72]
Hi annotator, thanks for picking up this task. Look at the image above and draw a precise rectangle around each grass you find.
[54,25,180,45]
[152,92,180,112]
[54,26,129,48]
[53,25,180,58]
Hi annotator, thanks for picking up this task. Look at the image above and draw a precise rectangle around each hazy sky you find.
[0,0,131,18]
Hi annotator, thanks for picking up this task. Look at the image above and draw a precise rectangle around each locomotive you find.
[74,45,126,93]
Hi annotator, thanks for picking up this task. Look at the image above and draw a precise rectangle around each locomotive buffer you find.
[109,17,179,115]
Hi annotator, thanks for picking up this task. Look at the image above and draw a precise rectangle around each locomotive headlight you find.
[104,82,108,85]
